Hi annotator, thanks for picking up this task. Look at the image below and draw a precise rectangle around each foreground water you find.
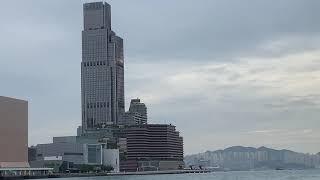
[47,169,320,180]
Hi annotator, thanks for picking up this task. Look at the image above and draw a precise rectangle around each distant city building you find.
[128,98,147,121]
[28,147,37,162]
[77,126,83,136]
[120,111,147,126]
[0,96,29,168]
[53,136,77,144]
[35,142,84,165]
[32,134,120,172]
[121,124,184,171]
[81,2,125,131]
[119,99,148,126]
[83,144,119,172]
[0,97,52,176]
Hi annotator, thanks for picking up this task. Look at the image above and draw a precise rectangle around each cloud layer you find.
[0,1,319,154]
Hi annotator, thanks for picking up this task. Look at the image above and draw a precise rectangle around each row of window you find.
[87,102,109,108]
[83,61,107,67]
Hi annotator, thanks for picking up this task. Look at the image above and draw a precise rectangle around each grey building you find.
[81,2,125,132]
[119,99,148,126]
[129,98,147,120]
[121,124,184,171]
[121,111,147,126]
[35,143,84,165]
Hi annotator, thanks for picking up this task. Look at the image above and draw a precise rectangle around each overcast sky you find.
[0,0,319,155]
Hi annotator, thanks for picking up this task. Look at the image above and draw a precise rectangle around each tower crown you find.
[83,2,111,30]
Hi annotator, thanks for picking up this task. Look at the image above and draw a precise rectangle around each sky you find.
[0,0,319,155]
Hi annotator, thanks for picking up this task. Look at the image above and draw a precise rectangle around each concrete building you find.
[35,142,84,165]
[103,149,120,172]
[0,96,29,168]
[120,111,147,126]
[83,144,119,172]
[81,1,125,131]
[121,124,184,171]
[28,147,37,162]
[0,96,52,176]
[129,98,148,119]
[119,99,148,126]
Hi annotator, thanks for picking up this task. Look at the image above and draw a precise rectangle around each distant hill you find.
[185,146,320,171]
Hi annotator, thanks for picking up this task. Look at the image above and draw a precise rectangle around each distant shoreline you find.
[0,169,212,179]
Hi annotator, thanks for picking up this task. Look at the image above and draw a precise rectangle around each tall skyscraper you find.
[81,2,125,131]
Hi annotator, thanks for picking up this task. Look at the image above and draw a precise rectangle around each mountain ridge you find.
[185,146,320,171]
[190,146,306,156]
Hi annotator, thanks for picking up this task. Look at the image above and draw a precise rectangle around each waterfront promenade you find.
[0,169,212,179]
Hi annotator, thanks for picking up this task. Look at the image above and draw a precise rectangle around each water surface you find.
[49,170,320,180]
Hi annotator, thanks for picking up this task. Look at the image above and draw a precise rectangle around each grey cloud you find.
[108,0,320,61]
[0,1,319,154]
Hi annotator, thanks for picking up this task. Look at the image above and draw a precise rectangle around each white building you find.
[83,144,119,172]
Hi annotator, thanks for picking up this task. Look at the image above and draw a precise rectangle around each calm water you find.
[49,170,320,180]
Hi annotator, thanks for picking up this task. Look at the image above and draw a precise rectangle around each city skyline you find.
[0,0,319,155]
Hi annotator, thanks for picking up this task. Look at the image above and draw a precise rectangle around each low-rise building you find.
[35,142,84,165]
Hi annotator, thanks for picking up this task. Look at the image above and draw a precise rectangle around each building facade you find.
[83,144,119,172]
[119,99,148,126]
[122,124,184,171]
[81,2,125,131]
[0,96,29,168]
[128,98,147,121]
[35,142,84,165]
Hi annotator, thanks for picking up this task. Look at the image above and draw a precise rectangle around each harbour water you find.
[48,169,320,180]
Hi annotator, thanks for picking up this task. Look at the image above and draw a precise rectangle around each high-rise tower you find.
[81,2,125,131]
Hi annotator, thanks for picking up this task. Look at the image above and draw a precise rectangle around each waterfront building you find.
[81,2,125,131]
[0,96,52,177]
[32,134,120,172]
[121,124,184,171]
[0,96,29,168]
[83,143,119,172]
[35,142,84,165]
